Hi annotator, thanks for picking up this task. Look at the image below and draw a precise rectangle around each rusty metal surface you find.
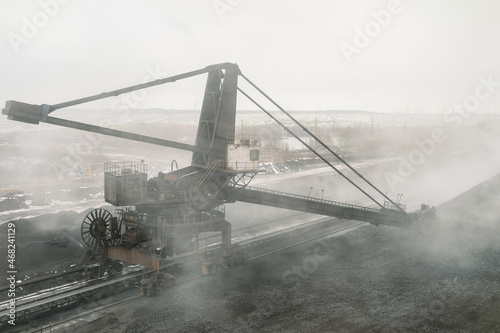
[107,247,161,271]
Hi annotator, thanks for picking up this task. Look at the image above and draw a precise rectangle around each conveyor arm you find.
[234,186,416,228]
[2,63,240,154]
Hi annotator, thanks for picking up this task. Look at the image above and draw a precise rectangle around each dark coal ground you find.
[0,210,87,286]
[72,173,500,333]
[1,162,499,332]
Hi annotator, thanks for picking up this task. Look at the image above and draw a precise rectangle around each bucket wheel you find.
[81,208,118,248]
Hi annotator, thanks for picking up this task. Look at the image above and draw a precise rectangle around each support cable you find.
[237,87,385,210]
[239,74,405,213]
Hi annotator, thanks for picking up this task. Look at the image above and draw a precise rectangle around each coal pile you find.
[0,210,90,294]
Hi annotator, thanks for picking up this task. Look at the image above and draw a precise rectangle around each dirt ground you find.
[67,173,500,333]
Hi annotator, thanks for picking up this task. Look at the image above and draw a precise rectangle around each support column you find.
[221,220,231,248]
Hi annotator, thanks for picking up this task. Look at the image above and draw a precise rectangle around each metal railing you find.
[244,186,381,213]
[219,161,260,172]
[104,162,147,176]
[384,200,407,211]
[196,160,261,176]
[227,134,260,146]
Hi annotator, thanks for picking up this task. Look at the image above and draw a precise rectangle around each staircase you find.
[194,160,220,192]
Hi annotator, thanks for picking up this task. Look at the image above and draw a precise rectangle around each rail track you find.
[0,212,317,296]
[1,217,365,332]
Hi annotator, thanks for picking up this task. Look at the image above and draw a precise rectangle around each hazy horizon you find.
[2,1,500,114]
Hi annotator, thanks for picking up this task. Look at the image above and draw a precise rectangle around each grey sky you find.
[1,0,500,113]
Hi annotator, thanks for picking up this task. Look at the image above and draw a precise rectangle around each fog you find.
[2,1,500,112]
[2,1,500,331]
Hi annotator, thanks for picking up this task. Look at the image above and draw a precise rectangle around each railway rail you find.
[0,212,315,294]
[1,216,364,330]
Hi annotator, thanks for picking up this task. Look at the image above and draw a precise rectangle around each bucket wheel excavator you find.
[3,63,437,295]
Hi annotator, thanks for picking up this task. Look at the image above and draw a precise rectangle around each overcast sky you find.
[1,0,500,113]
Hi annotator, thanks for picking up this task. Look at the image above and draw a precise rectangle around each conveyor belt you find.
[234,186,415,227]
